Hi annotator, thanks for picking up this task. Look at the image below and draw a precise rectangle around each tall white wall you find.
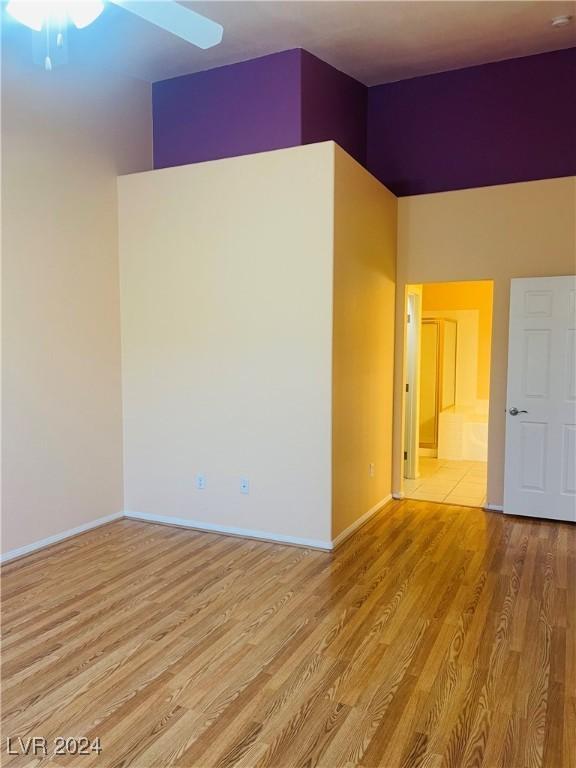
[1,34,152,555]
[118,144,335,546]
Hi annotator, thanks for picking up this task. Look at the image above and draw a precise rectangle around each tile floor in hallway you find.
[403,457,487,507]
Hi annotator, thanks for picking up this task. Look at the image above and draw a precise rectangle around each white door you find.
[503,276,576,522]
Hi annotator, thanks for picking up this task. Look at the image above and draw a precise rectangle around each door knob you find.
[508,407,528,416]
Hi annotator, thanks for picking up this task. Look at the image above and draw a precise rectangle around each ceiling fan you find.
[6,0,224,70]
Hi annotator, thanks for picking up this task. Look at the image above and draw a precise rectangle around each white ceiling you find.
[5,1,576,85]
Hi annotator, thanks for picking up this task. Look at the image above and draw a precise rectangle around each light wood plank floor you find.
[1,500,575,768]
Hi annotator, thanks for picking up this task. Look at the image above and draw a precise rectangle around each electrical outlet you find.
[240,478,249,495]
[369,463,375,477]
[195,474,206,490]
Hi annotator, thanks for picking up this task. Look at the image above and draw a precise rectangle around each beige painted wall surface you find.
[332,146,396,538]
[395,177,576,506]
[119,144,334,544]
[1,45,152,554]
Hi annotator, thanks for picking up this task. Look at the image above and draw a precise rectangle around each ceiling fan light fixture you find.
[6,0,223,73]
[6,0,47,31]
[67,0,105,29]
[6,0,105,31]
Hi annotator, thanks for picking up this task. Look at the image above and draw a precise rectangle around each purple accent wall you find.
[153,49,302,169]
[367,48,576,196]
[300,50,367,165]
[153,48,368,170]
[154,46,576,196]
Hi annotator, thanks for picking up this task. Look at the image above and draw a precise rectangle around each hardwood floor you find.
[1,500,574,768]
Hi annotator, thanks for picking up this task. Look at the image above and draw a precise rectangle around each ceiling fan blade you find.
[109,1,223,49]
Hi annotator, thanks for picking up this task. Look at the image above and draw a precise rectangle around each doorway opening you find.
[402,280,494,507]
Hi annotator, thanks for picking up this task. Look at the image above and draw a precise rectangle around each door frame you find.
[398,279,495,505]
[419,318,441,452]
[403,289,422,480]
[419,317,459,452]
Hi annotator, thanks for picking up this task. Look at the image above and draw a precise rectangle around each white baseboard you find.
[392,492,405,500]
[331,495,392,550]
[0,512,123,564]
[2,497,395,564]
[485,504,504,512]
[123,510,334,551]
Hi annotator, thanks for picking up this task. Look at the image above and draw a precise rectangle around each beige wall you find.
[395,177,576,506]
[1,45,152,554]
[118,144,335,545]
[332,146,396,538]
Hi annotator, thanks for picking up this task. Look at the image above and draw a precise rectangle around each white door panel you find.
[504,276,576,522]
